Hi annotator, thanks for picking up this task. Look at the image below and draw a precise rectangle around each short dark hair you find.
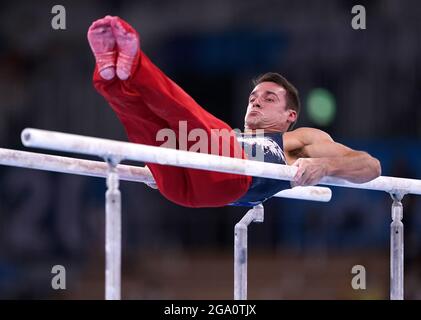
[253,72,300,130]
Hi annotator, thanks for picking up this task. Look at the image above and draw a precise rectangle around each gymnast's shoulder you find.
[283,127,334,148]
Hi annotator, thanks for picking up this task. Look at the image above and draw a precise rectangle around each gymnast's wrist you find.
[321,158,335,177]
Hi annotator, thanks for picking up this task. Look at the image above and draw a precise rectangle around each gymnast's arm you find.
[284,127,382,186]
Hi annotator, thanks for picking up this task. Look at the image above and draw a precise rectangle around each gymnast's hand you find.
[291,158,328,187]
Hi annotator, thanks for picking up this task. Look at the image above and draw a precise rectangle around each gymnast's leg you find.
[88,16,251,208]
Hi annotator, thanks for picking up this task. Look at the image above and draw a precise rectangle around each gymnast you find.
[87,16,381,208]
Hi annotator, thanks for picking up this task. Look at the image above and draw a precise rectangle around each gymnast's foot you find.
[87,16,117,80]
[111,18,140,80]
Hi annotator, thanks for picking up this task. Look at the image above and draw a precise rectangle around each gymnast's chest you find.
[236,133,287,165]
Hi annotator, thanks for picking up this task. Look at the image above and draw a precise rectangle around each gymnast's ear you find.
[287,109,297,124]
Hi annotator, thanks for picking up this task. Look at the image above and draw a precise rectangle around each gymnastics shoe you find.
[87,16,117,80]
[111,17,140,80]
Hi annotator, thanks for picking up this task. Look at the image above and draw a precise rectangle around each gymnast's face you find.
[244,81,296,132]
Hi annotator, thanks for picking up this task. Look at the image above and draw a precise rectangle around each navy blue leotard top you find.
[229,132,291,207]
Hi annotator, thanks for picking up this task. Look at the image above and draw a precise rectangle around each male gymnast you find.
[87,16,381,208]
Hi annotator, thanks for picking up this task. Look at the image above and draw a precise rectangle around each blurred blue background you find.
[0,0,421,299]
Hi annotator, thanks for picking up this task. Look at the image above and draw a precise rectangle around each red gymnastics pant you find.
[93,50,252,208]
